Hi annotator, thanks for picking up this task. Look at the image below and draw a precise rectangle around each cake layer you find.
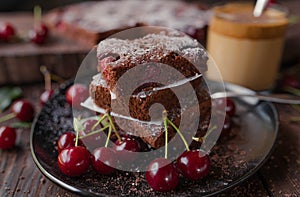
[82,96,211,149]
[97,31,208,89]
[90,72,210,122]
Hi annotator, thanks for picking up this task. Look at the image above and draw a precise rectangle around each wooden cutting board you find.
[0,12,92,85]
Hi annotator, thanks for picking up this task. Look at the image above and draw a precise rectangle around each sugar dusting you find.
[97,30,207,68]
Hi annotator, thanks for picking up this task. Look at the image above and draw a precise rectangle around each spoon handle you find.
[211,92,300,104]
[253,0,269,17]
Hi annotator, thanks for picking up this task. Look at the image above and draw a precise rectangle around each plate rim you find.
[30,82,279,196]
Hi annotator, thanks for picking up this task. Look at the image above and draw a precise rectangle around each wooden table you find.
[1,1,300,196]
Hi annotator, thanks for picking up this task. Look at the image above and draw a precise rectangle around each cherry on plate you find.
[0,126,16,149]
[65,84,88,108]
[57,146,90,177]
[92,147,116,175]
[225,98,236,117]
[113,136,141,163]
[146,158,179,192]
[57,131,84,152]
[177,150,210,180]
[40,89,54,106]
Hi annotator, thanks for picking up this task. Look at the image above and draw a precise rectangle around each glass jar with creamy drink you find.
[207,2,288,91]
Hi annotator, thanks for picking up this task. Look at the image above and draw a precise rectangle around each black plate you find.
[30,82,279,196]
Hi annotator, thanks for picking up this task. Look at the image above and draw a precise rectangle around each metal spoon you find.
[253,0,269,17]
[211,91,300,105]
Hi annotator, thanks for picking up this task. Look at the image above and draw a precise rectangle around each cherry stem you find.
[92,114,107,131]
[75,124,79,147]
[40,66,51,91]
[107,113,121,142]
[166,118,190,152]
[192,125,217,143]
[105,125,112,148]
[0,113,16,123]
[50,74,65,83]
[79,125,110,139]
[34,5,42,29]
[163,117,169,159]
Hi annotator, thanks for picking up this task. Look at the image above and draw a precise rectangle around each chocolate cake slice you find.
[86,31,211,148]
[44,0,210,46]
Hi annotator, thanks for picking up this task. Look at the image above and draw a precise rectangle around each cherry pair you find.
[0,99,35,149]
[0,6,49,45]
[146,149,210,192]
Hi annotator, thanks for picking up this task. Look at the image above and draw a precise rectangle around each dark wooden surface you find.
[0,12,91,85]
[1,1,300,196]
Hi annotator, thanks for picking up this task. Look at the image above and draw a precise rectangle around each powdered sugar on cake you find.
[97,31,207,69]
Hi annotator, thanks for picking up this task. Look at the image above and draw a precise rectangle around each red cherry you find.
[267,0,277,7]
[10,99,35,122]
[57,146,90,177]
[66,84,88,108]
[212,98,236,117]
[146,158,179,192]
[40,89,54,106]
[83,119,101,133]
[29,23,49,45]
[184,26,205,41]
[280,74,300,89]
[81,119,107,150]
[225,98,236,117]
[57,132,84,152]
[221,115,233,136]
[0,126,16,149]
[177,150,210,180]
[113,136,141,162]
[91,147,116,175]
[0,23,15,41]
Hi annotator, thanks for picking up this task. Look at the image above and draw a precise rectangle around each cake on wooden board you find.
[44,0,210,46]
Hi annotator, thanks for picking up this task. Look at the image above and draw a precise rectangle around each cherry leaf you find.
[0,87,22,112]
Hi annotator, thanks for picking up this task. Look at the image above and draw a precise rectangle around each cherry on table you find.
[57,131,84,153]
[0,23,15,41]
[0,126,16,149]
[177,150,210,180]
[40,89,54,106]
[146,158,179,192]
[57,146,90,177]
[91,147,116,175]
[65,84,88,108]
[10,99,35,122]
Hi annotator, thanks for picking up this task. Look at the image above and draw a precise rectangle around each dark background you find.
[0,0,282,12]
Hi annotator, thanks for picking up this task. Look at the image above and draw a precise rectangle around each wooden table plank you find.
[259,104,300,196]
[0,12,91,85]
